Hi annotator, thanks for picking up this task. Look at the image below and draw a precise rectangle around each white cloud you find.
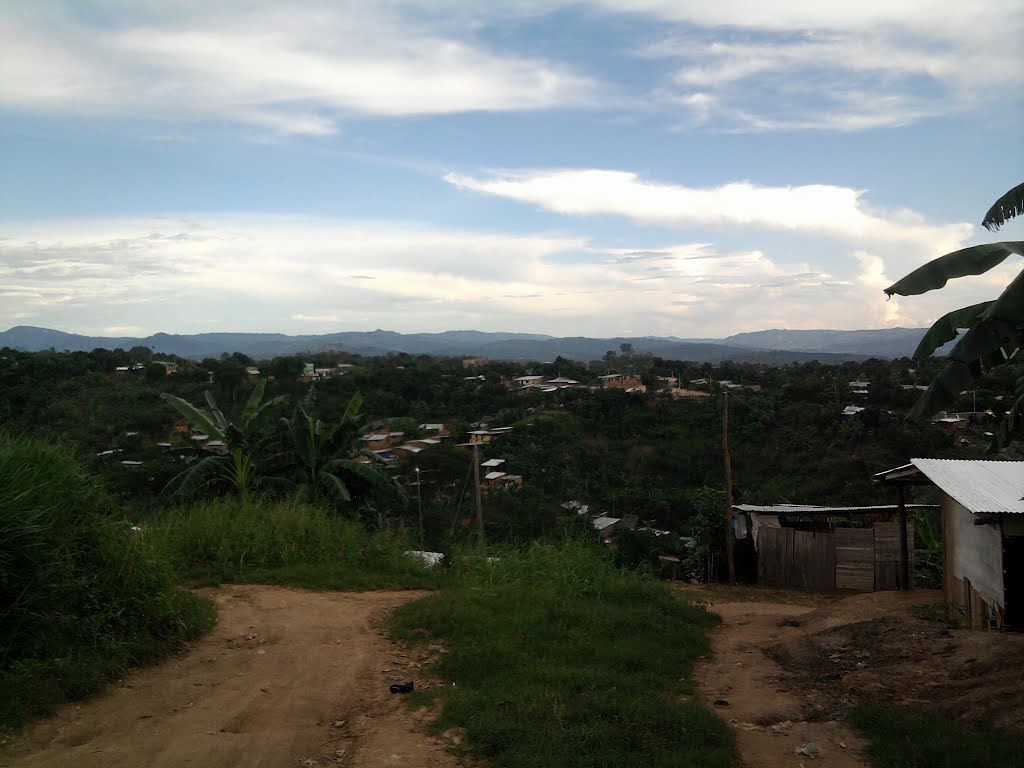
[1,213,1007,340]
[444,168,973,249]
[0,4,597,134]
[619,1,1022,131]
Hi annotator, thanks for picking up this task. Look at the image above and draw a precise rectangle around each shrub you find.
[0,434,214,729]
[144,498,440,590]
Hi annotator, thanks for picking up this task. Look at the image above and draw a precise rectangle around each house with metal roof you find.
[875,459,1024,629]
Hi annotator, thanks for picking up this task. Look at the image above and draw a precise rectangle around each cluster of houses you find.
[355,422,525,495]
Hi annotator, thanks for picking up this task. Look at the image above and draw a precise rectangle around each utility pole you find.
[473,441,485,552]
[723,393,736,583]
[415,466,424,553]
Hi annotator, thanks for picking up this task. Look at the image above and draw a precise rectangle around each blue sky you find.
[1,1,1021,339]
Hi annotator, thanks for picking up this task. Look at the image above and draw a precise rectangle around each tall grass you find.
[391,538,735,767]
[851,704,1024,768]
[144,498,440,590]
[0,434,214,730]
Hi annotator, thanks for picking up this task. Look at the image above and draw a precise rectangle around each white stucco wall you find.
[949,496,1004,608]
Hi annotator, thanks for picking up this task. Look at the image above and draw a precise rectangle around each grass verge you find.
[144,498,440,590]
[850,704,1024,768]
[391,538,735,767]
[0,434,215,730]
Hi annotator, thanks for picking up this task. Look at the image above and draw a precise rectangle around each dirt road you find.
[5,586,465,768]
[695,597,866,768]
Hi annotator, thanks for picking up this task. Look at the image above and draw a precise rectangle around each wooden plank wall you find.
[872,521,915,591]
[835,527,874,591]
[759,523,915,593]
[758,528,835,590]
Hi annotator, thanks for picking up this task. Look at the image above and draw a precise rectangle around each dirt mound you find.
[4,585,467,768]
[785,589,941,634]
[773,608,1024,734]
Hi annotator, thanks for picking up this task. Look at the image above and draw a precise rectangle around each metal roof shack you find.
[875,458,1024,629]
[873,459,1024,515]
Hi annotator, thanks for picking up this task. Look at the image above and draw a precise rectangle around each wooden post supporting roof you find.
[897,485,910,590]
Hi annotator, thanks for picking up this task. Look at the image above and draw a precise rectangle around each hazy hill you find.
[0,325,931,362]
[721,328,928,358]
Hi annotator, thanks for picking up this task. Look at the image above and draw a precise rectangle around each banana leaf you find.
[983,183,1024,232]
[884,241,1023,297]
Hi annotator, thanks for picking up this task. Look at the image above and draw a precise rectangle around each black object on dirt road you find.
[390,681,414,694]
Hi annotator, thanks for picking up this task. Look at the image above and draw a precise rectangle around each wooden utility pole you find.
[473,442,485,552]
[723,392,736,583]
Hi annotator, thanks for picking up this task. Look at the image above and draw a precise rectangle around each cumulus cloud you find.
[0,214,1004,339]
[445,168,973,250]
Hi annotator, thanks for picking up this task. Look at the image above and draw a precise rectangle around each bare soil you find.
[682,583,1024,768]
[4,585,467,768]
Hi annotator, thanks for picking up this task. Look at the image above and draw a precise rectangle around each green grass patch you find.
[0,434,215,730]
[850,704,1024,768]
[144,498,441,590]
[391,539,735,767]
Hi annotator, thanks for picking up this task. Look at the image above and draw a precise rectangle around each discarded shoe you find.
[390,681,414,694]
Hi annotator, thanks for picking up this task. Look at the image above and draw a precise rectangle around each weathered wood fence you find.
[758,521,913,592]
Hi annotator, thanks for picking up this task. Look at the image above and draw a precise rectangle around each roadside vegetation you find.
[0,434,214,730]
[391,536,735,767]
[144,498,439,590]
[851,704,1024,768]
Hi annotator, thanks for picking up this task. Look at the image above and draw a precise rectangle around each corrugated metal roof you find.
[911,459,1024,515]
[734,503,935,515]
[484,471,506,480]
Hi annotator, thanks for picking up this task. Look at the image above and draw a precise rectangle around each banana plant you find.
[275,392,404,506]
[160,379,288,501]
[885,183,1024,449]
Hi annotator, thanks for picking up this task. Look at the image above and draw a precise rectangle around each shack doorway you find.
[1003,535,1024,629]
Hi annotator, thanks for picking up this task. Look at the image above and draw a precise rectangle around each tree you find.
[275,392,402,506]
[885,182,1024,448]
[159,380,288,501]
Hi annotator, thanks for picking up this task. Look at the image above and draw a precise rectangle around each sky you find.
[1,0,1022,340]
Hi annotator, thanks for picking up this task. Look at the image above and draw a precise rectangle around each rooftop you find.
[874,459,1023,515]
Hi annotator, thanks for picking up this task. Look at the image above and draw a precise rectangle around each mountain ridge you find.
[0,325,931,363]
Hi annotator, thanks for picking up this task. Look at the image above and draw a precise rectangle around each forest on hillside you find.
[2,345,1018,553]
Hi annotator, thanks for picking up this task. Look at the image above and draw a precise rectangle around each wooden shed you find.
[735,504,926,593]
[875,459,1024,629]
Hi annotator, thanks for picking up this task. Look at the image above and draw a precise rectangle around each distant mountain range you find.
[0,325,933,363]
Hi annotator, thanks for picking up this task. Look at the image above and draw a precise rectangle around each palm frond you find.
[159,454,229,502]
[160,393,224,440]
[982,182,1024,232]
[204,391,228,432]
[913,301,993,359]
[884,242,1024,297]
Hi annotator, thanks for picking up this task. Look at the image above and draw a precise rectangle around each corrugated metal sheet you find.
[911,459,1024,515]
[734,503,934,515]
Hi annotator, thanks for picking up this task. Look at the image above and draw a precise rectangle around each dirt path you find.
[5,585,466,768]
[688,586,953,768]
[695,598,866,768]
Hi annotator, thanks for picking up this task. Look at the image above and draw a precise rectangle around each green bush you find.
[0,434,214,729]
[144,498,440,590]
[392,538,734,767]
